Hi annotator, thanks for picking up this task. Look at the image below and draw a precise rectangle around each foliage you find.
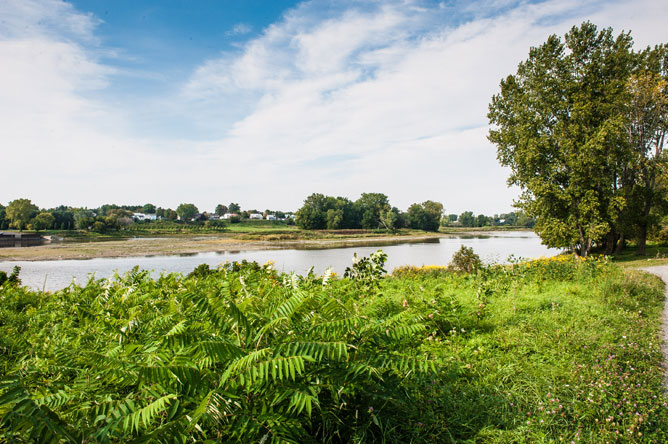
[0,204,7,230]
[408,201,443,232]
[141,203,156,214]
[0,255,433,443]
[458,211,475,227]
[2,255,668,442]
[343,249,388,290]
[0,266,21,287]
[488,22,668,256]
[296,194,358,230]
[449,245,482,273]
[28,212,55,231]
[215,204,228,216]
[355,193,390,229]
[5,198,38,231]
[228,202,241,213]
[176,203,199,221]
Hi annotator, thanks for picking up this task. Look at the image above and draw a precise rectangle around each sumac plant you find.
[0,258,435,443]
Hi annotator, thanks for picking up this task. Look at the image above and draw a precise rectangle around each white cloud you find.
[1,0,667,213]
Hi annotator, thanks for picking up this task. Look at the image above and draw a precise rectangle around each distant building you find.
[266,214,277,220]
[222,213,239,220]
[249,213,263,220]
[133,213,157,221]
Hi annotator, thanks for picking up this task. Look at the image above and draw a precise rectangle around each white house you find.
[133,213,157,221]
[249,213,263,220]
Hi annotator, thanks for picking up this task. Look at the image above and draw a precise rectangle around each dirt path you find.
[640,265,668,388]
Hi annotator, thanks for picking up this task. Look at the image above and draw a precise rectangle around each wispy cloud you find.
[1,0,667,213]
[226,23,252,36]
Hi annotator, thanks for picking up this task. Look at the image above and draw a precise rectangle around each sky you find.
[1,0,667,214]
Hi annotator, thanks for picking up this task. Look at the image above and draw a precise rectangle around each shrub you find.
[449,245,482,273]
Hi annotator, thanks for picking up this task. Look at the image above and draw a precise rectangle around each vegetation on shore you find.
[1,251,667,442]
[489,22,668,257]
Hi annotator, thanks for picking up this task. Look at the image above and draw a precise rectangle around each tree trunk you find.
[636,195,652,255]
[604,230,618,255]
[636,222,648,256]
[615,234,626,255]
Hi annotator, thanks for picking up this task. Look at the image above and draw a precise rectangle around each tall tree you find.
[215,204,228,216]
[354,193,390,229]
[176,203,199,221]
[488,22,642,256]
[408,201,443,231]
[228,203,241,213]
[6,199,38,231]
[623,48,668,254]
[458,211,475,228]
[29,212,55,231]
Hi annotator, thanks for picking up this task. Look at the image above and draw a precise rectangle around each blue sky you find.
[1,0,667,213]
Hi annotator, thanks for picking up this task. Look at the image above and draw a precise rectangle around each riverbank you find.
[0,232,450,262]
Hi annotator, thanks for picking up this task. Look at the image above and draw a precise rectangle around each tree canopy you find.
[176,203,199,221]
[6,199,38,231]
[488,22,668,256]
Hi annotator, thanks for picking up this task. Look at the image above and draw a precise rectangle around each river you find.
[1,231,559,291]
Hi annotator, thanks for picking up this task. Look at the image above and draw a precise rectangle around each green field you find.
[1,254,667,443]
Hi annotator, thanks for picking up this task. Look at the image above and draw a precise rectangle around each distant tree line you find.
[0,199,295,233]
[295,193,444,232]
[445,211,536,228]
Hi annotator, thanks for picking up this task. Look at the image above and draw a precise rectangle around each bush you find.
[449,245,482,273]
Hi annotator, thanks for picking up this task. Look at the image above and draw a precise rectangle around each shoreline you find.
[0,233,449,262]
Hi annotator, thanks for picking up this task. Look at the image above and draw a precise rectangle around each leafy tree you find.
[449,245,482,273]
[622,60,668,254]
[228,202,241,213]
[215,204,228,216]
[326,208,344,229]
[458,211,475,228]
[73,209,95,230]
[0,204,7,230]
[488,22,652,256]
[475,214,491,227]
[176,203,199,221]
[50,206,75,230]
[355,193,390,229]
[141,203,156,214]
[6,198,38,231]
[29,212,55,231]
[296,193,329,229]
[447,214,458,223]
[408,201,444,231]
[379,208,398,231]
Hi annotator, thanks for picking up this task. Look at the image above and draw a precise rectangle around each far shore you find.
[0,232,449,262]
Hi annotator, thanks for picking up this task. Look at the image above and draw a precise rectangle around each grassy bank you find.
[1,254,667,442]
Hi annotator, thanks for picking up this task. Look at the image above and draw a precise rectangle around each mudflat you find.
[0,233,443,262]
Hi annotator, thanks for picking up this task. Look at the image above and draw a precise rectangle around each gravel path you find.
[640,265,668,388]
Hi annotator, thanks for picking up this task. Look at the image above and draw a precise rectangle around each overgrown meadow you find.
[1,253,668,443]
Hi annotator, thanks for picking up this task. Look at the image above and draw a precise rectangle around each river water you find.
[1,231,559,291]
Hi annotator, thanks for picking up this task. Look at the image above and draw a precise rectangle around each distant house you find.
[133,213,157,221]
[222,213,239,220]
[249,213,263,220]
[266,214,277,220]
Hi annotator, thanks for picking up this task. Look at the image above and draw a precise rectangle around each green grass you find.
[1,255,667,442]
